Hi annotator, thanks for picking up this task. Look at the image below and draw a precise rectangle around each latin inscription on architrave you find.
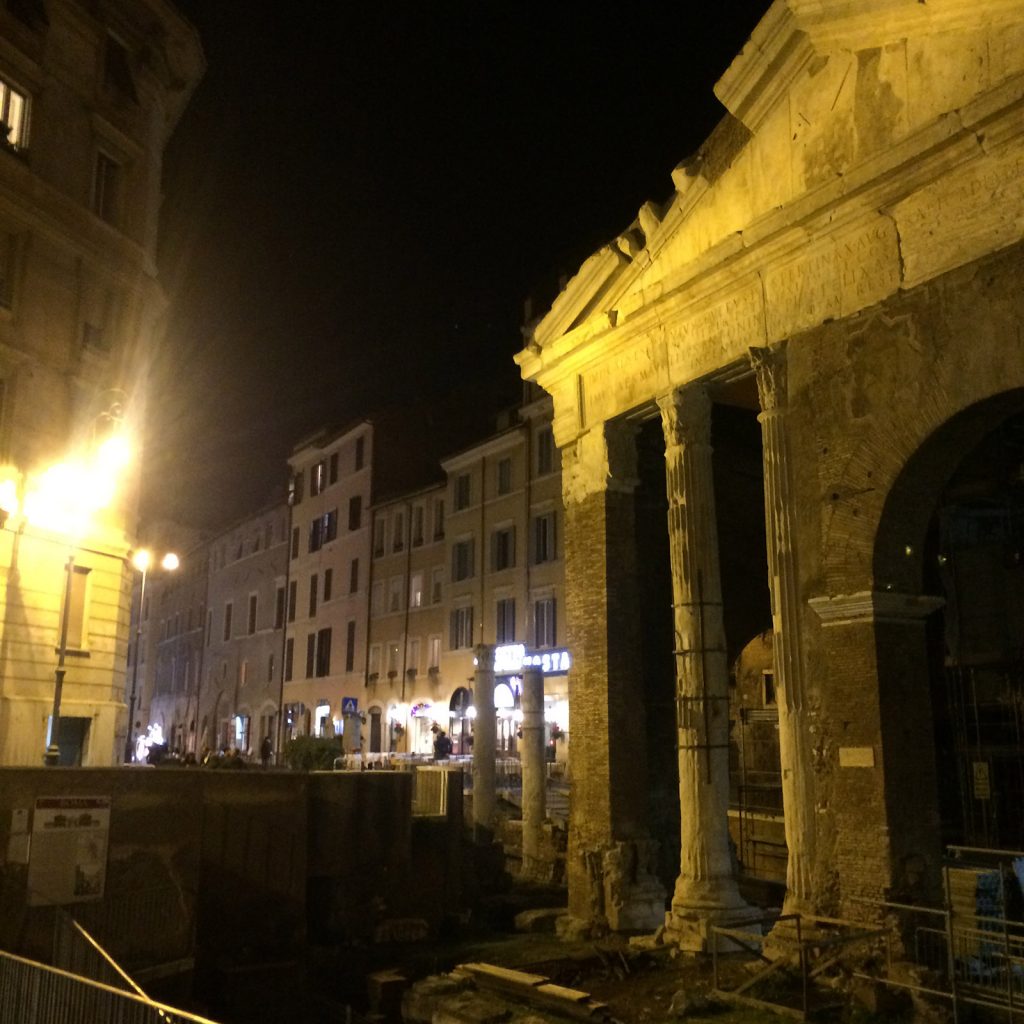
[582,337,664,425]
[765,220,898,340]
[665,281,764,381]
[894,143,1024,289]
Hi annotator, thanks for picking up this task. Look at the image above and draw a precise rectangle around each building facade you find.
[516,0,1024,943]
[0,0,202,766]
[283,422,372,744]
[365,396,569,761]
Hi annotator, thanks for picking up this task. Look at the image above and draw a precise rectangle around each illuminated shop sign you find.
[493,644,571,676]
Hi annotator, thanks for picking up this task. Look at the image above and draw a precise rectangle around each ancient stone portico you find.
[517,0,1024,942]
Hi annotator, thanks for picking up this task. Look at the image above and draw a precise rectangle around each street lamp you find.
[125,549,179,763]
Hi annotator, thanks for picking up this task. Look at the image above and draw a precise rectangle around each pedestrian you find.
[260,734,272,768]
[433,729,452,760]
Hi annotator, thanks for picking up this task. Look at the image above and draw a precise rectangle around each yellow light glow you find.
[97,434,131,473]
[0,477,19,519]
[132,549,152,572]
[161,552,179,571]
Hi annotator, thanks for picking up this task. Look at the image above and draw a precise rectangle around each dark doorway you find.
[56,716,90,766]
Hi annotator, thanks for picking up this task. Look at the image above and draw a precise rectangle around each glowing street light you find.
[125,548,179,763]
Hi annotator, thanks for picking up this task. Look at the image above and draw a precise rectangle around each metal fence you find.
[0,946,219,1024]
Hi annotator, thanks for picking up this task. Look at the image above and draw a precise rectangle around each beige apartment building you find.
[283,422,373,743]
[366,394,569,760]
[0,1,202,765]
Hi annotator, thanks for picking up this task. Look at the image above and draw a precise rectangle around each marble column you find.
[472,644,496,840]
[560,421,666,935]
[750,344,817,914]
[520,666,546,879]
[659,385,757,951]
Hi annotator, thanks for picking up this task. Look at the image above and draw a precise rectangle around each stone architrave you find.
[750,343,817,915]
[519,666,546,880]
[559,422,666,935]
[472,645,496,840]
[658,385,758,950]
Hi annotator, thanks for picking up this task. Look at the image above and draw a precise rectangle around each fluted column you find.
[472,644,496,840]
[520,666,546,879]
[750,344,817,913]
[659,385,755,950]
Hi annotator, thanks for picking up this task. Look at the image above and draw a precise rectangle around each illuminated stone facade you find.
[517,0,1024,939]
[0,1,202,766]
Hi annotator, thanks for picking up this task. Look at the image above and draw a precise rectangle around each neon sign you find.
[493,644,571,676]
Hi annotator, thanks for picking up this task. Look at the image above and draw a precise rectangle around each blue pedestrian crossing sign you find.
[341,697,359,715]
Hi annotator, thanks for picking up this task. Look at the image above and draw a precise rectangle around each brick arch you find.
[872,389,1024,594]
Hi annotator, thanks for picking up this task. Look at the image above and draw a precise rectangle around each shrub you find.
[283,736,342,771]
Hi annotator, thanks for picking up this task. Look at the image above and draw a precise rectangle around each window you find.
[355,435,365,470]
[103,35,137,102]
[275,586,285,629]
[348,495,362,531]
[305,634,316,678]
[323,568,333,602]
[223,602,232,642]
[92,151,122,224]
[371,580,384,617]
[762,670,776,707]
[412,505,424,547]
[450,606,474,650]
[534,597,557,648]
[497,457,512,495]
[0,76,28,149]
[285,637,294,681]
[310,460,326,496]
[392,511,404,552]
[288,580,297,623]
[329,452,339,484]
[267,653,275,682]
[368,643,381,677]
[315,628,332,677]
[409,571,423,609]
[291,526,299,559]
[452,539,474,582]
[532,512,556,564]
[324,509,338,543]
[349,558,359,594]
[386,642,399,675]
[61,565,91,650]
[373,517,385,556]
[388,576,402,613]
[431,567,444,604]
[428,635,441,670]
[536,427,555,476]
[345,620,357,672]
[496,598,516,644]
[454,473,471,511]
[434,498,445,539]
[292,471,304,505]
[247,594,257,635]
[309,574,318,617]
[407,638,420,675]
[492,526,515,572]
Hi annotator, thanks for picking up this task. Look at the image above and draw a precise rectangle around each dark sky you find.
[147,1,771,531]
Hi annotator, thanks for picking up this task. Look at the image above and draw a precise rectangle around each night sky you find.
[148,1,771,531]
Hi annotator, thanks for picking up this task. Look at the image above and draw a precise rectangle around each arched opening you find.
[875,391,1024,858]
[449,686,472,755]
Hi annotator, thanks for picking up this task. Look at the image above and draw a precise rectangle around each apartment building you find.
[365,481,448,755]
[365,393,570,759]
[0,1,203,765]
[283,422,372,744]
[199,503,289,755]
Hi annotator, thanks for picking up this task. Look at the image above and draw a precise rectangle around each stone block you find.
[513,908,564,934]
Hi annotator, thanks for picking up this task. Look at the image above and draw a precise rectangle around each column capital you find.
[474,644,495,672]
[561,421,639,506]
[658,383,711,448]
[749,341,788,415]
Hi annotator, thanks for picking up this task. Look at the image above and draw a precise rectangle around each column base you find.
[664,900,765,953]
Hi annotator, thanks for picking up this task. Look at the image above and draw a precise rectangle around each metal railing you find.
[0,946,219,1024]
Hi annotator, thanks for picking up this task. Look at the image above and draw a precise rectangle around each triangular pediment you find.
[521,0,1024,378]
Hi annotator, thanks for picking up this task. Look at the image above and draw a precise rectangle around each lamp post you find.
[43,553,76,766]
[125,549,179,763]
